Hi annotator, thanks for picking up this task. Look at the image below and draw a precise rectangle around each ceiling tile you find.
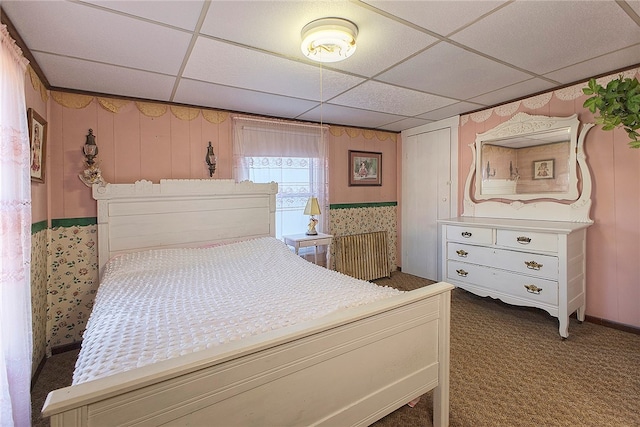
[34,53,176,101]
[544,44,640,85]
[377,42,533,100]
[379,117,434,132]
[4,1,192,75]
[199,0,438,78]
[297,104,408,129]
[416,102,486,122]
[82,0,205,31]
[183,37,365,100]
[450,1,640,75]
[174,79,318,119]
[331,80,457,116]
[467,78,557,108]
[363,0,509,36]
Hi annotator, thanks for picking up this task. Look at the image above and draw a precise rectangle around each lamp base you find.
[306,215,319,236]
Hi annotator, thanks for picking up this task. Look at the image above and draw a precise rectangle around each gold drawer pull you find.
[461,231,472,238]
[456,249,468,257]
[524,284,542,294]
[525,261,543,270]
[517,236,531,244]
[456,269,468,277]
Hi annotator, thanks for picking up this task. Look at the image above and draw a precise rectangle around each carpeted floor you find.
[32,272,640,426]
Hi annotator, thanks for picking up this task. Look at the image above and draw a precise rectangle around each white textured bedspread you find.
[73,237,402,384]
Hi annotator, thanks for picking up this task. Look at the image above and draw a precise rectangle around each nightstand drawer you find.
[297,237,332,248]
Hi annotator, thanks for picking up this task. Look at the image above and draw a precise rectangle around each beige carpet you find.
[32,272,640,426]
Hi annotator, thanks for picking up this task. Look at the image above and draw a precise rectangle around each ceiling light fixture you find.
[301,17,358,63]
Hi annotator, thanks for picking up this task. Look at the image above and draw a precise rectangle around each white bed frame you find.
[42,179,453,427]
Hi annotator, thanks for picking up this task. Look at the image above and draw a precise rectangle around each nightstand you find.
[283,233,333,268]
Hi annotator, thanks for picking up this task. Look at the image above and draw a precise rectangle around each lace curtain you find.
[232,117,328,238]
[0,25,33,427]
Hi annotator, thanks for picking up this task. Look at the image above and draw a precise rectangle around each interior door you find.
[401,117,458,281]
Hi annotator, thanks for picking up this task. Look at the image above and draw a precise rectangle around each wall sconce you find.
[304,197,321,235]
[79,128,105,187]
[205,141,217,177]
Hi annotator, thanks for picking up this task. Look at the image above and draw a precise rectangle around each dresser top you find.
[438,216,591,233]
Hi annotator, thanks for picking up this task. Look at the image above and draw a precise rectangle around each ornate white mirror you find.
[475,113,580,201]
[463,112,594,222]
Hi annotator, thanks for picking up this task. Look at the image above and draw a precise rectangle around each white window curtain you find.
[0,25,33,427]
[232,116,328,239]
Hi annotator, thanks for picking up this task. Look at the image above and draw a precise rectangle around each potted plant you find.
[582,75,640,148]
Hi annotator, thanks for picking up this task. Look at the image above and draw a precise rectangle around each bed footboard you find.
[43,282,453,427]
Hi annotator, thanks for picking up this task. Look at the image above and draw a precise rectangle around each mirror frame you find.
[474,113,580,201]
[462,112,594,223]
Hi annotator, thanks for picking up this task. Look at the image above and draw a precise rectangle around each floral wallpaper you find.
[329,205,397,272]
[31,228,48,371]
[48,225,99,349]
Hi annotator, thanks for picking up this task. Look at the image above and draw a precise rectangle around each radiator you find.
[334,231,391,281]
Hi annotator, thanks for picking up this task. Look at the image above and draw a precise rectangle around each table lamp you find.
[304,197,321,235]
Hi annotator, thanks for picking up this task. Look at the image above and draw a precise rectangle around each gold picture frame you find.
[28,108,47,183]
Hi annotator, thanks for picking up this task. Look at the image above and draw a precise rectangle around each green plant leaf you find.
[583,76,640,148]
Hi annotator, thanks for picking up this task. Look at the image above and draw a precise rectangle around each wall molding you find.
[51,217,97,228]
[31,220,47,234]
[330,202,397,210]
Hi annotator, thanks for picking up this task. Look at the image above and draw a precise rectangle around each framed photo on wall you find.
[27,108,47,183]
[533,159,554,180]
[349,150,382,186]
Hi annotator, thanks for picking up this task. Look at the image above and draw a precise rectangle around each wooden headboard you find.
[93,179,278,274]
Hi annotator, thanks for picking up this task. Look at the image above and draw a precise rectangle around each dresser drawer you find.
[496,229,558,253]
[447,243,558,280]
[447,260,558,306]
[445,225,493,245]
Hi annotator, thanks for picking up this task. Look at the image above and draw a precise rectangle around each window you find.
[233,117,327,239]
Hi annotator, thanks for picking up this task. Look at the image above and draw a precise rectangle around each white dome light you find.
[301,18,358,63]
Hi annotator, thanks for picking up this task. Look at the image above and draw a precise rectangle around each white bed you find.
[42,179,453,427]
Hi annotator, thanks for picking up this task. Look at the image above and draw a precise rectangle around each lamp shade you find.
[304,197,321,216]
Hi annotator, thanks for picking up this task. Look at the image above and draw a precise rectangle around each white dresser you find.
[439,216,590,338]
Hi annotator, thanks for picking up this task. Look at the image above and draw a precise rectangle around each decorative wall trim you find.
[52,217,97,228]
[329,125,398,142]
[51,91,93,109]
[31,220,47,234]
[28,65,48,102]
[462,67,640,125]
[49,89,231,123]
[330,201,397,210]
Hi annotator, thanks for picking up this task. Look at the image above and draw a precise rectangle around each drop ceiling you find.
[2,0,640,132]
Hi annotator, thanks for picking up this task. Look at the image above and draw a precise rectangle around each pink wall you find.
[459,70,640,329]
[45,94,398,220]
[329,129,397,204]
[26,71,48,224]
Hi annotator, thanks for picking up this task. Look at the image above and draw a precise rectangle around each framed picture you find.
[533,159,554,180]
[28,108,47,183]
[349,150,382,186]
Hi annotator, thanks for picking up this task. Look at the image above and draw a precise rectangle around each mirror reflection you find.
[475,113,580,201]
[481,128,571,195]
